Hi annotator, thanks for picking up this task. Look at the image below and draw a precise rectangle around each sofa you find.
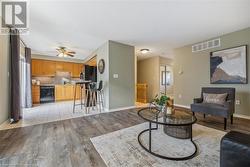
[191,87,235,130]
[220,131,250,167]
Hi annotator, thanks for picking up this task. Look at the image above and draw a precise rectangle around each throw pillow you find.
[203,93,228,105]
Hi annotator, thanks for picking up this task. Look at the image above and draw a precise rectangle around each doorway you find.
[160,65,173,97]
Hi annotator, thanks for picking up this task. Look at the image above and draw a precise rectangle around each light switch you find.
[236,100,241,105]
[113,74,119,78]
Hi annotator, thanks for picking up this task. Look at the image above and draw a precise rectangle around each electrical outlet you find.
[113,74,119,79]
[178,94,182,99]
[236,100,241,105]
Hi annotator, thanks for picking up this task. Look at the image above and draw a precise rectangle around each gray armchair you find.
[191,87,235,130]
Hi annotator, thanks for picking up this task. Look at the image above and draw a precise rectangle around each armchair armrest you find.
[223,100,234,108]
[193,98,203,103]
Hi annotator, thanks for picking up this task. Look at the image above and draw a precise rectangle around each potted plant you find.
[153,94,170,113]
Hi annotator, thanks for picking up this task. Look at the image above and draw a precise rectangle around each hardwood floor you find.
[0,109,144,167]
[0,108,250,167]
[175,107,250,134]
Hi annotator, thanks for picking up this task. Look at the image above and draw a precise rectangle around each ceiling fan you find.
[56,47,76,57]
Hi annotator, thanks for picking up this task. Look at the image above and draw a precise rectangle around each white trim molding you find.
[175,104,250,120]
[174,104,190,109]
[105,106,136,112]
[233,114,250,120]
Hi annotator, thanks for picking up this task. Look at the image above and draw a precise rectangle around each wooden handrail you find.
[136,83,147,103]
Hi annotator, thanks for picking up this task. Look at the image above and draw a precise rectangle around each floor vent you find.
[192,38,220,52]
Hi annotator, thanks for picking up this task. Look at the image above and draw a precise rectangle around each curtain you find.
[24,47,32,108]
[20,57,26,109]
[10,29,21,122]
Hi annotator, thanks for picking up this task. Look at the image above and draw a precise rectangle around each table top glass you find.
[138,107,197,126]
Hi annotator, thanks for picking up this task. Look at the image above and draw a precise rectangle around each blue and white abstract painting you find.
[210,45,247,84]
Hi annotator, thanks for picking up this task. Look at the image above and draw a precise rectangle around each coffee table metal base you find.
[137,122,198,161]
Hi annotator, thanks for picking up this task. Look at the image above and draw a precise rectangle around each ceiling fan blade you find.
[66,53,75,57]
[56,48,63,52]
[67,51,76,54]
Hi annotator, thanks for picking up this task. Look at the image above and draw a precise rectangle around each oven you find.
[40,85,55,103]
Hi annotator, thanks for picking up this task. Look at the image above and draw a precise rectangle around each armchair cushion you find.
[191,103,229,118]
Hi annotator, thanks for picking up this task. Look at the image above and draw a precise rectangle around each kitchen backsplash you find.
[32,76,55,84]
[32,76,80,85]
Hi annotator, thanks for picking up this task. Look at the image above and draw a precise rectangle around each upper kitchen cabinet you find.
[32,59,56,76]
[55,61,64,71]
[31,59,84,77]
[73,63,84,77]
[32,59,43,76]
[42,60,56,76]
[79,64,84,73]
[73,63,79,77]
[63,62,73,73]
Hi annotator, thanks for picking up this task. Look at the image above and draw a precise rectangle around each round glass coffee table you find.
[137,107,197,161]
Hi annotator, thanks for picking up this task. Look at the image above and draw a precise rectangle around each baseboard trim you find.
[174,104,190,109]
[175,104,250,120]
[105,106,136,112]
[234,114,250,120]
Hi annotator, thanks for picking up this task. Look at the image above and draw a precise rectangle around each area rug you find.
[90,123,226,167]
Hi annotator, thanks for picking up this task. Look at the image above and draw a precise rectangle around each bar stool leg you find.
[101,90,104,108]
[89,91,93,113]
[92,91,96,110]
[80,85,83,109]
[73,84,77,113]
[98,92,101,112]
[84,85,88,112]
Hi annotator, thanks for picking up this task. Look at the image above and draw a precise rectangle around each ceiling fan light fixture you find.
[140,49,150,54]
[56,46,76,58]
[58,53,64,57]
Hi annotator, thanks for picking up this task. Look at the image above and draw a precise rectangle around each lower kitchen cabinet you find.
[32,85,40,104]
[55,85,83,101]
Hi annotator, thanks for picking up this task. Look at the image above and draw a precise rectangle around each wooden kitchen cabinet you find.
[32,85,40,104]
[56,61,64,71]
[32,59,84,77]
[55,85,73,101]
[63,62,73,74]
[74,85,84,99]
[55,84,84,101]
[64,85,74,100]
[55,85,65,101]
[79,64,84,73]
[73,63,84,77]
[42,60,56,76]
[73,63,80,77]
[32,59,43,76]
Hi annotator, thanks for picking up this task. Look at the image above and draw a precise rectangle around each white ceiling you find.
[21,0,250,60]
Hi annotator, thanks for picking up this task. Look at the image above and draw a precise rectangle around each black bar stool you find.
[88,81,104,112]
[73,80,90,113]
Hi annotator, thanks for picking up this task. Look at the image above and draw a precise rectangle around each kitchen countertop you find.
[33,80,93,87]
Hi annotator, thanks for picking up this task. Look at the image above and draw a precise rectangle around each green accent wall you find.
[0,34,10,124]
[174,27,250,116]
[94,41,135,110]
[109,41,135,109]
